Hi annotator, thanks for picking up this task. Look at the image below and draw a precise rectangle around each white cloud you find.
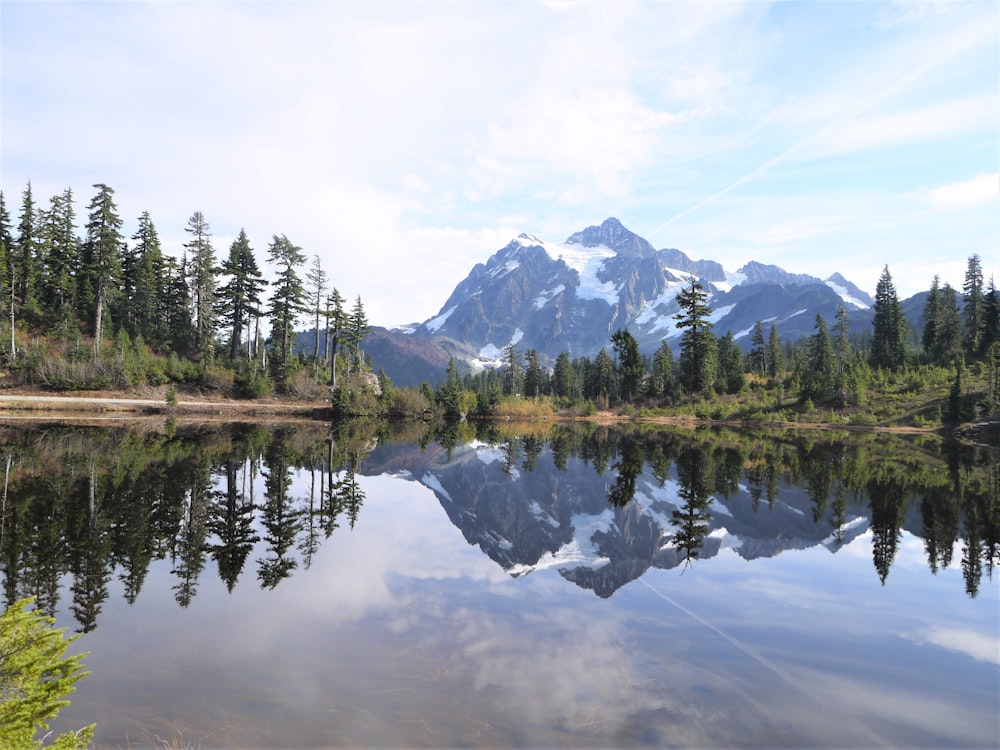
[928,173,999,209]
[918,626,1000,666]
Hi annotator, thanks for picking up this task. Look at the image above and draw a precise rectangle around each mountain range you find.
[320,218,918,387]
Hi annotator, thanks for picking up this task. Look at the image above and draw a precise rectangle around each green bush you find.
[0,598,94,749]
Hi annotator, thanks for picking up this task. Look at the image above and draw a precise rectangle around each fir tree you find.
[922,275,941,362]
[870,265,906,370]
[216,229,265,361]
[306,255,328,362]
[128,211,167,346]
[767,323,784,379]
[266,234,307,387]
[37,187,78,322]
[748,320,767,377]
[963,254,984,355]
[674,279,716,395]
[552,351,575,399]
[611,329,643,402]
[523,348,545,397]
[184,210,217,359]
[81,184,123,358]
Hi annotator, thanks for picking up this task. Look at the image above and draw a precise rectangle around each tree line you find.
[0,181,370,396]
[448,257,998,426]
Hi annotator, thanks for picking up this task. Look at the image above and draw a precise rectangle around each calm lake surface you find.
[2,419,997,749]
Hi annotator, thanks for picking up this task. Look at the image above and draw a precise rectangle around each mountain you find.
[359,438,888,599]
[374,218,874,382]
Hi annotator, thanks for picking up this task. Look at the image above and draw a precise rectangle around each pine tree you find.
[0,598,94,748]
[871,265,906,370]
[266,234,307,387]
[963,254,984,355]
[346,295,369,374]
[934,284,963,364]
[326,287,346,388]
[588,348,616,404]
[801,313,834,402]
[611,329,643,402]
[767,323,783,379]
[922,275,941,362]
[716,331,744,394]
[748,320,767,377]
[216,229,265,361]
[37,187,79,324]
[502,343,522,396]
[184,211,217,359]
[523,348,545,397]
[833,306,851,400]
[552,351,575,399]
[81,184,123,358]
[128,211,168,346]
[647,340,675,401]
[674,279,716,395]
[306,255,327,362]
[982,276,1000,352]
[14,181,40,318]
[162,255,194,355]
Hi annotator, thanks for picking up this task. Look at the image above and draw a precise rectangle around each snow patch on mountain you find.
[489,260,520,279]
[425,305,457,333]
[508,510,614,577]
[421,473,452,502]
[510,328,524,345]
[708,304,735,324]
[825,279,870,310]
[527,238,619,303]
[534,284,566,309]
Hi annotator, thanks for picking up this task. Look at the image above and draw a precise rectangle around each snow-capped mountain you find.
[409,218,873,371]
[359,438,883,599]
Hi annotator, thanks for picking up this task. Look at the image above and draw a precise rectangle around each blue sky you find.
[2,0,996,326]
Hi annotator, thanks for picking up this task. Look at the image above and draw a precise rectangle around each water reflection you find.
[0,421,997,634]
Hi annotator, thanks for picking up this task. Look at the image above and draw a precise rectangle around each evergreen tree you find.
[870,265,906,370]
[748,320,767,377]
[587,348,616,404]
[801,313,834,402]
[13,181,40,318]
[81,184,123,358]
[552,351,575,400]
[767,322,783,379]
[502,343,523,396]
[983,276,1000,352]
[183,210,217,359]
[0,598,94,748]
[216,229,265,361]
[306,255,327,362]
[833,305,851,400]
[963,254,984,355]
[128,211,167,346]
[162,255,194,355]
[922,275,941,362]
[934,284,963,365]
[346,295,369,373]
[523,348,545,397]
[674,279,716,395]
[0,191,12,253]
[37,187,78,323]
[610,329,643,402]
[647,340,676,401]
[266,234,307,387]
[326,287,346,387]
[716,331,744,394]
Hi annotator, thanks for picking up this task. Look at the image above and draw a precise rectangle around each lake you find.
[2,419,996,749]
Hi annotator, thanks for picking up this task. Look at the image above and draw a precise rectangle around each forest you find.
[0,181,997,429]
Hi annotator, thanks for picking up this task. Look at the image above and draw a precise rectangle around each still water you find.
[2,420,997,748]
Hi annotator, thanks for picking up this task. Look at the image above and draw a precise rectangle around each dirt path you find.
[0,392,331,418]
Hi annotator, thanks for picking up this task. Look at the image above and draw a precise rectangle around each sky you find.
[2,0,997,327]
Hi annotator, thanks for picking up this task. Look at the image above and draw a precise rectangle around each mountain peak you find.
[565,217,656,258]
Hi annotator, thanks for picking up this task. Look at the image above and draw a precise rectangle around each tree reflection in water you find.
[0,421,996,631]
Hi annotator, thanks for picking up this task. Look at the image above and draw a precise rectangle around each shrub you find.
[0,598,94,749]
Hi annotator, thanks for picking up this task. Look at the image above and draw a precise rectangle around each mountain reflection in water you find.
[1,420,997,748]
